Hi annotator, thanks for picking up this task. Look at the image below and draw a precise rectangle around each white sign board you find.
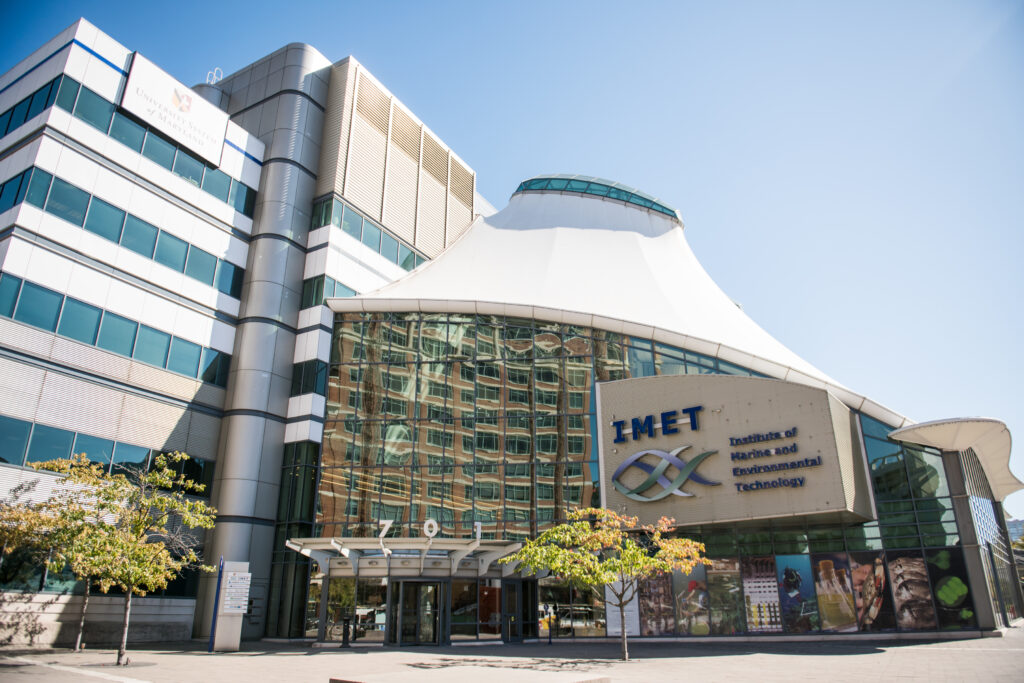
[603,582,640,636]
[220,571,251,614]
[121,53,228,165]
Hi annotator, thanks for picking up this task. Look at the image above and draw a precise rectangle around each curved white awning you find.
[888,418,1020,501]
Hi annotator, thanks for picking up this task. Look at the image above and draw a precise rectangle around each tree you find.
[500,507,707,661]
[35,452,216,665]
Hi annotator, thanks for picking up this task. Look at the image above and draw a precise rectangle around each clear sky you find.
[4,1,1023,515]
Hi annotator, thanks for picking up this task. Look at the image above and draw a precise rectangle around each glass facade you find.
[262,310,1024,642]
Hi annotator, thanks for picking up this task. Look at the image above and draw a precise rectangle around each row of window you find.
[1,167,245,298]
[0,74,60,138]
[0,412,213,495]
[300,275,357,310]
[49,75,257,216]
[0,272,231,387]
[311,196,426,271]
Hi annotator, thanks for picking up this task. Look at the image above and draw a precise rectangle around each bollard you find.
[341,617,351,648]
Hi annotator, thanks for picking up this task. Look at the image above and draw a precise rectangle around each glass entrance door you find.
[388,581,443,645]
[502,580,522,642]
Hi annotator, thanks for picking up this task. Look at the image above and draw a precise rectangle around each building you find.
[0,18,1021,647]
[0,18,480,644]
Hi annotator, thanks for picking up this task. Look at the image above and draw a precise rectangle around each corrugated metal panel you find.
[449,158,474,213]
[355,73,390,135]
[390,104,420,162]
[0,356,45,421]
[315,61,354,199]
[0,317,56,359]
[421,133,448,186]
[416,172,446,256]
[36,373,124,439]
[445,196,473,247]
[50,337,132,382]
[383,141,418,243]
[116,394,190,449]
[346,114,387,221]
[185,412,222,461]
[126,362,203,399]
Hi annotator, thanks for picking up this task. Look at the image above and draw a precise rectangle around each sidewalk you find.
[2,628,1022,682]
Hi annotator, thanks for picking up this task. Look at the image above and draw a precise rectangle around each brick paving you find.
[1,628,1022,682]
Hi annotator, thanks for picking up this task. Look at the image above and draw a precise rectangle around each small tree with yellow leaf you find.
[500,507,707,661]
[36,452,216,665]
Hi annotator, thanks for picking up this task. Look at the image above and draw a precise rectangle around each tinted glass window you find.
[361,221,381,251]
[167,337,202,377]
[83,197,125,242]
[133,325,171,367]
[24,168,52,208]
[26,82,52,120]
[7,99,29,131]
[398,245,416,271]
[229,181,256,217]
[0,173,22,212]
[172,149,204,186]
[96,311,138,356]
[120,215,158,258]
[154,232,188,272]
[73,433,114,469]
[108,112,145,152]
[44,178,90,226]
[55,76,80,112]
[184,247,217,285]
[200,347,221,384]
[142,131,176,170]
[112,442,150,476]
[0,415,31,465]
[13,281,62,331]
[380,232,399,263]
[216,261,244,298]
[72,87,114,133]
[341,206,362,240]
[0,273,22,317]
[0,110,11,137]
[25,424,75,464]
[57,297,102,344]
[201,167,231,202]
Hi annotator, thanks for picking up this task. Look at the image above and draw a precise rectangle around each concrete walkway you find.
[1,628,1022,682]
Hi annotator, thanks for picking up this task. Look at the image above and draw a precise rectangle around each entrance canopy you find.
[285,537,524,579]
[889,418,1020,501]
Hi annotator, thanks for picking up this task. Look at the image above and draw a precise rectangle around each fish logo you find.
[611,445,720,502]
[172,89,192,113]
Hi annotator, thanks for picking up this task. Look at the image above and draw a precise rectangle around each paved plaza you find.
[2,628,1022,683]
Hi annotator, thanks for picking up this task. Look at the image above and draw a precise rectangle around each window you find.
[172,148,204,186]
[380,232,398,262]
[25,424,74,464]
[0,171,26,212]
[504,485,530,502]
[341,206,362,240]
[167,337,202,377]
[184,247,217,285]
[111,443,151,476]
[133,325,171,367]
[142,130,176,170]
[57,297,102,345]
[73,434,114,469]
[427,482,451,499]
[96,311,138,356]
[472,482,499,500]
[216,261,244,298]
[0,273,22,317]
[201,167,231,202]
[0,415,31,465]
[83,197,125,242]
[121,215,158,258]
[13,281,62,331]
[399,244,416,270]
[201,348,231,387]
[55,75,80,112]
[154,232,189,272]
[25,168,52,208]
[229,180,256,216]
[72,87,114,133]
[45,178,90,226]
[426,429,453,448]
[108,112,145,152]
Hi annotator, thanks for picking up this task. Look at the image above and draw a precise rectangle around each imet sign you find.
[596,374,875,526]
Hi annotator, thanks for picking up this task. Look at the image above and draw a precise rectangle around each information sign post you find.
[211,560,251,652]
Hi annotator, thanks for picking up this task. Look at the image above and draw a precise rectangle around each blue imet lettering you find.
[612,420,627,444]
[631,415,655,440]
[661,410,679,435]
[681,405,703,430]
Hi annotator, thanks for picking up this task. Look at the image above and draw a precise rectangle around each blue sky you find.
[4,1,1024,515]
